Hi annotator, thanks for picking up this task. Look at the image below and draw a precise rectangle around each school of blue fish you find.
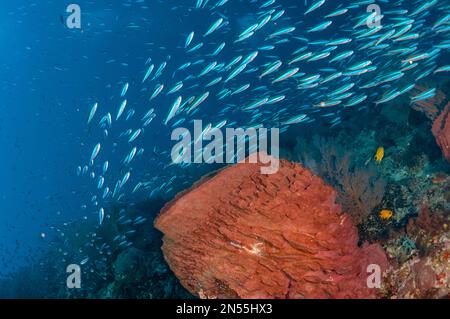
[72,0,449,272]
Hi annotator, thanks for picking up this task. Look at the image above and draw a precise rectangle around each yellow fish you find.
[379,209,393,220]
[374,146,384,163]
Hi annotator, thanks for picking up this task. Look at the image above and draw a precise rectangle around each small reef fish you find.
[165,96,183,124]
[185,32,195,48]
[99,208,105,225]
[305,0,326,15]
[90,143,101,162]
[272,68,299,84]
[121,83,129,97]
[379,210,393,220]
[87,103,98,125]
[375,147,385,163]
[204,18,224,37]
[142,64,154,83]
[116,100,127,120]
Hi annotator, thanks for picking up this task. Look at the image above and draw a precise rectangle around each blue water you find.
[0,1,158,274]
[0,0,229,277]
[0,0,448,296]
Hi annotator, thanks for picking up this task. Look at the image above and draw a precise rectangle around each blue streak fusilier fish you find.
[224,56,242,70]
[124,147,137,165]
[321,72,342,84]
[97,176,104,189]
[433,14,450,30]
[272,68,299,84]
[329,83,355,97]
[87,103,98,125]
[121,83,129,97]
[102,187,110,199]
[283,114,308,124]
[232,84,250,95]
[241,51,259,65]
[268,27,296,38]
[348,60,372,71]
[308,52,330,62]
[235,31,254,43]
[116,100,127,120]
[204,18,224,37]
[325,8,348,18]
[393,33,419,42]
[392,25,412,39]
[152,62,167,80]
[402,53,430,63]
[375,90,401,105]
[225,64,247,83]
[185,32,194,48]
[260,0,275,8]
[150,84,164,100]
[308,21,332,33]
[398,84,416,95]
[315,100,342,108]
[238,24,258,39]
[289,52,312,65]
[258,14,273,30]
[267,95,286,104]
[199,62,217,77]
[244,97,269,110]
[167,82,183,94]
[99,208,105,225]
[299,74,321,84]
[355,25,382,39]
[411,88,436,103]
[132,183,142,194]
[188,92,209,112]
[187,42,204,53]
[128,129,142,143]
[120,172,131,188]
[206,77,222,87]
[165,96,183,125]
[304,0,326,15]
[375,30,396,46]
[142,64,154,83]
[409,0,437,17]
[345,94,368,107]
[90,143,101,162]
[126,109,135,121]
[327,38,352,46]
[260,60,282,78]
[102,161,108,174]
[177,62,191,71]
[434,65,450,74]
[211,42,225,56]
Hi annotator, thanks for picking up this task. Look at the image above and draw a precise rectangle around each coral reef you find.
[155,158,388,299]
[2,80,448,300]
[280,88,450,299]
[432,102,450,163]
[383,207,449,299]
